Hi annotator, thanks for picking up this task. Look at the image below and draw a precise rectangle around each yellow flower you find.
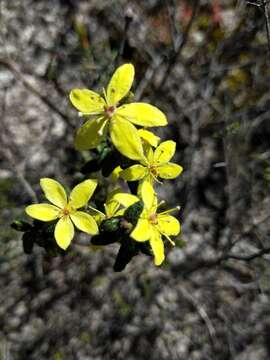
[25,178,99,250]
[91,188,126,224]
[119,140,183,184]
[70,63,167,160]
[114,182,180,266]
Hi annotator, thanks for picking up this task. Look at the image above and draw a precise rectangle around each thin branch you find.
[179,286,217,349]
[221,245,270,262]
[261,0,270,56]
[135,0,200,99]
[155,0,200,91]
[0,147,38,204]
[115,8,133,67]
[0,89,38,203]
[246,0,270,6]
[0,58,75,130]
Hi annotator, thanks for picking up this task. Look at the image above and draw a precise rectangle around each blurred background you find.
[1,0,270,359]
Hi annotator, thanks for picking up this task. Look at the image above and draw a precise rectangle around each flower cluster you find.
[15,64,183,270]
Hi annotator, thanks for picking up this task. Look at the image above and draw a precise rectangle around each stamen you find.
[162,233,175,246]
[103,88,108,104]
[157,200,165,208]
[88,205,105,217]
[98,119,108,136]
[150,171,163,184]
[158,206,180,215]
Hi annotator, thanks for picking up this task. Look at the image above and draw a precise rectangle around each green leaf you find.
[124,201,144,225]
[101,150,121,177]
[91,233,119,245]
[100,217,121,232]
[113,236,139,272]
[11,220,32,232]
[99,145,112,162]
[127,181,138,195]
[22,232,34,254]
[44,241,61,257]
[32,230,47,248]
[139,242,152,256]
[81,159,101,174]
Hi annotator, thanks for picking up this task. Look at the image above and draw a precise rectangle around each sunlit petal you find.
[120,165,147,181]
[25,203,60,221]
[54,216,74,250]
[144,146,154,165]
[117,103,167,127]
[140,181,157,211]
[138,129,160,148]
[110,166,122,182]
[106,188,122,202]
[157,163,183,179]
[70,211,99,235]
[105,200,120,218]
[106,63,134,105]
[130,219,151,242]
[69,89,105,114]
[158,215,180,236]
[113,193,139,207]
[40,178,67,209]
[153,140,176,165]
[74,117,107,151]
[110,117,145,161]
[149,229,165,266]
[69,179,97,209]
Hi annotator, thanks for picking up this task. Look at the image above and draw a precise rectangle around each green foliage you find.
[11,219,64,257]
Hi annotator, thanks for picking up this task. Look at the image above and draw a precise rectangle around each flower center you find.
[149,165,158,176]
[149,213,158,225]
[104,105,116,117]
[62,208,70,216]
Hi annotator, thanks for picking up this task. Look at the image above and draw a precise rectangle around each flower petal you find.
[70,211,99,235]
[113,193,139,207]
[138,129,160,148]
[158,215,180,236]
[106,63,134,105]
[74,117,108,151]
[110,117,145,161]
[120,165,147,181]
[106,188,122,202]
[153,140,176,165]
[149,229,165,266]
[54,216,74,250]
[130,219,151,242]
[69,179,97,209]
[105,200,120,218]
[117,103,167,127]
[110,166,122,182]
[25,204,60,221]
[144,146,154,165]
[40,178,67,209]
[140,181,157,211]
[69,89,105,114]
[157,163,183,179]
